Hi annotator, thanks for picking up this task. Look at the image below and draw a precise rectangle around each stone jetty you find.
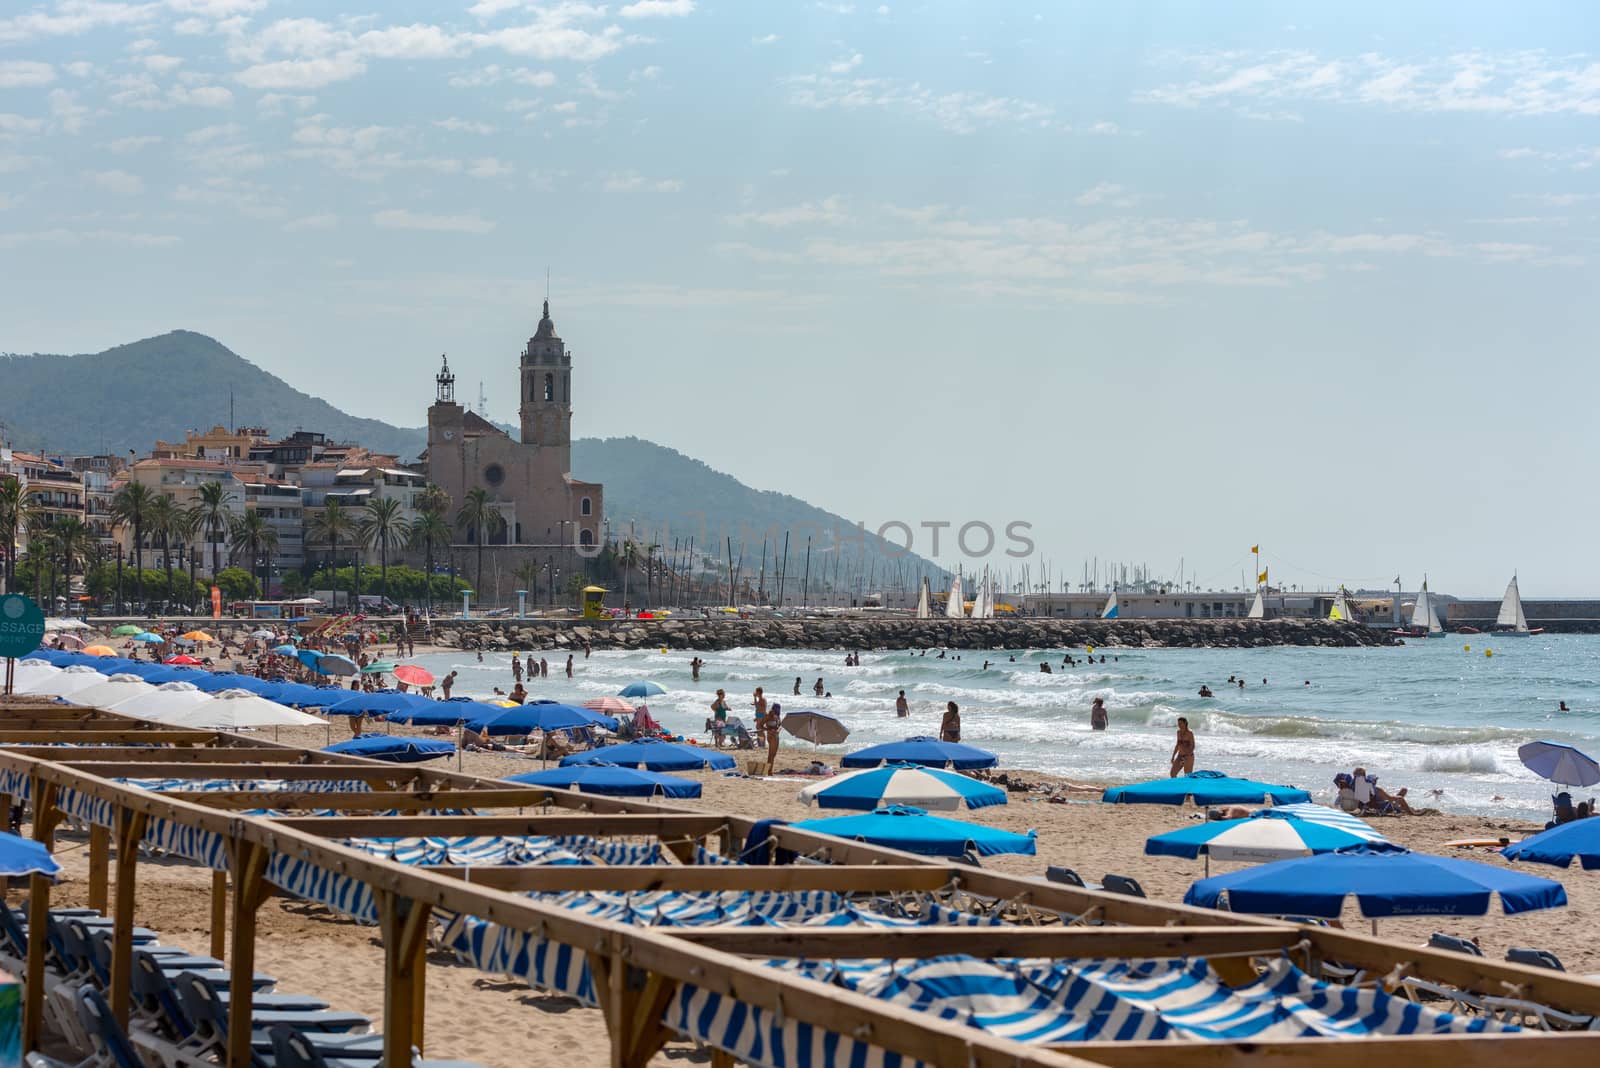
[431,616,1396,652]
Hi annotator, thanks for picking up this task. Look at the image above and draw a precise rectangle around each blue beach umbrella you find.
[269,683,349,709]
[840,736,999,771]
[798,762,1006,811]
[618,681,667,698]
[1503,819,1600,870]
[0,831,61,878]
[467,702,617,736]
[1147,811,1388,875]
[561,739,735,772]
[314,654,359,677]
[323,692,432,718]
[295,649,324,671]
[131,632,164,643]
[384,701,500,728]
[187,672,280,696]
[1518,740,1600,788]
[271,644,299,656]
[1185,843,1568,921]
[505,763,702,799]
[791,805,1037,858]
[321,736,456,762]
[1102,770,1311,807]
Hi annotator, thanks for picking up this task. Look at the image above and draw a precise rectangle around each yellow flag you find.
[1257,569,1268,583]
[1250,544,1259,554]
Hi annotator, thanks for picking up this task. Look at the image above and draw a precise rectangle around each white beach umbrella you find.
[165,689,322,729]
[107,681,215,722]
[15,664,108,698]
[63,674,158,709]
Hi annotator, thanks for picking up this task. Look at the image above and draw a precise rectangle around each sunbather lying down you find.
[1334,768,1415,815]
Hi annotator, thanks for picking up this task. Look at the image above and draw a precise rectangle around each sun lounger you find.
[1506,947,1565,971]
[1427,932,1483,956]
[1045,866,1102,890]
[269,1024,488,1068]
[25,985,144,1068]
[171,970,376,1064]
[1100,874,1147,898]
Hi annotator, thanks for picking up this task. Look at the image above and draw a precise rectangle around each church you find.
[422,301,603,550]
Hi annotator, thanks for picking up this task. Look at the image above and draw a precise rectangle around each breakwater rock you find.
[432,617,1396,652]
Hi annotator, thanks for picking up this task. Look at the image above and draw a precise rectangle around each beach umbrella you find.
[782,709,851,746]
[841,736,999,771]
[505,763,702,799]
[52,633,86,648]
[316,654,359,677]
[393,665,434,687]
[15,664,108,697]
[1503,819,1600,870]
[111,624,143,637]
[121,665,198,685]
[323,692,431,718]
[1102,770,1311,807]
[63,674,158,709]
[618,681,666,698]
[89,657,144,675]
[250,629,276,640]
[295,649,323,670]
[561,739,735,772]
[22,649,70,664]
[180,630,215,643]
[321,736,456,763]
[186,672,279,696]
[1517,740,1600,788]
[163,654,202,666]
[0,830,60,878]
[791,805,1037,858]
[267,683,346,709]
[360,661,396,675]
[385,701,498,728]
[106,681,214,721]
[164,690,322,729]
[467,702,617,736]
[270,644,298,656]
[1259,803,1388,841]
[1185,843,1567,926]
[1147,811,1390,876]
[81,645,116,657]
[130,632,163,644]
[798,762,1006,811]
[583,696,636,714]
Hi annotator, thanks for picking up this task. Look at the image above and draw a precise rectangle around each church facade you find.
[422,301,603,550]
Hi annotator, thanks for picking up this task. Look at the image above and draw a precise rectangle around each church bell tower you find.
[518,300,573,459]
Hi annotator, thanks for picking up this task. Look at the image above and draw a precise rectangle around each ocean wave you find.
[1419,748,1501,774]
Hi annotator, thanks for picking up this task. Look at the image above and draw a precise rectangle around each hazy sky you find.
[2,1,1597,596]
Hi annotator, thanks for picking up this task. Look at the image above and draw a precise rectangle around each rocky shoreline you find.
[431,616,1397,651]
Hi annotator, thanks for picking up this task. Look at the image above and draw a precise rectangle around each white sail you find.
[972,570,995,619]
[1101,591,1119,619]
[1247,590,1265,619]
[1329,589,1355,622]
[945,572,964,619]
[1496,574,1529,632]
[914,577,931,619]
[1412,577,1442,635]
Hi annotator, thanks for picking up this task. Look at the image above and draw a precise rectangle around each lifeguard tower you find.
[580,586,608,620]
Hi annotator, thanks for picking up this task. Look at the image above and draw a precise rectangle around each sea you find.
[407,635,1600,818]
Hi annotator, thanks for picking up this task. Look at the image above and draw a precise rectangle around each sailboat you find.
[1492,573,1542,636]
[972,570,995,620]
[1396,576,1444,638]
[944,572,965,619]
[1328,588,1357,623]
[914,577,931,620]
[1247,589,1266,620]
[1101,591,1119,619]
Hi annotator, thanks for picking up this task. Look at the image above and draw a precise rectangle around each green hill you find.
[0,331,939,590]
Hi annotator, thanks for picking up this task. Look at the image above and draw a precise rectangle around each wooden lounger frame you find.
[2,703,1598,1068]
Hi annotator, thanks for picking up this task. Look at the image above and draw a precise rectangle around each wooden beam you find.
[0,746,292,762]
[21,779,58,1056]
[1066,1033,1600,1066]
[420,864,956,893]
[378,891,433,1068]
[0,729,219,744]
[210,869,227,960]
[273,813,730,837]
[663,925,1301,960]
[227,839,268,1068]
[172,787,559,811]
[109,807,147,1029]
[94,762,423,781]
[87,823,109,913]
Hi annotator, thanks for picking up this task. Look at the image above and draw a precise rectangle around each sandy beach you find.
[30,714,1593,1068]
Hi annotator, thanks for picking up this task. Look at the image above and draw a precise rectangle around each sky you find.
[2,1,1598,597]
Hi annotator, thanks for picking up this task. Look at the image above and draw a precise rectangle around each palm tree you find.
[409,495,454,604]
[513,560,542,608]
[49,516,92,608]
[358,497,407,605]
[110,481,153,610]
[307,500,356,611]
[229,509,279,600]
[192,480,236,577]
[454,488,505,600]
[144,492,180,611]
[175,508,203,611]
[0,478,24,592]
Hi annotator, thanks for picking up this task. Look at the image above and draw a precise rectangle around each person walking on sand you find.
[1090,696,1108,731]
[895,690,909,718]
[1170,717,1195,777]
[762,701,783,774]
[710,689,730,748]
[940,701,961,743]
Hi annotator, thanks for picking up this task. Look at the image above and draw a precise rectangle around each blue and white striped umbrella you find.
[797,762,1006,811]
[1147,810,1387,872]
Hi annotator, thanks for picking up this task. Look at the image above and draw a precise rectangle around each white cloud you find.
[0,4,153,46]
[372,208,495,233]
[357,24,469,59]
[603,171,683,192]
[1499,144,1600,170]
[477,23,623,62]
[63,61,94,78]
[828,53,863,74]
[237,55,368,90]
[1074,182,1136,208]
[91,169,145,195]
[788,68,1054,133]
[185,122,241,143]
[468,157,514,178]
[631,65,661,80]
[257,93,316,116]
[436,117,497,134]
[170,84,234,107]
[285,212,337,230]
[0,61,55,88]
[618,0,694,16]
[143,54,184,73]
[1515,191,1600,207]
[512,69,557,86]
[107,134,162,151]
[728,196,848,227]
[753,33,779,45]
[49,90,90,133]
[0,114,45,136]
[0,229,180,249]
[1088,120,1119,134]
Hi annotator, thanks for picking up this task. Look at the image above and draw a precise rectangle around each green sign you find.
[0,594,44,659]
